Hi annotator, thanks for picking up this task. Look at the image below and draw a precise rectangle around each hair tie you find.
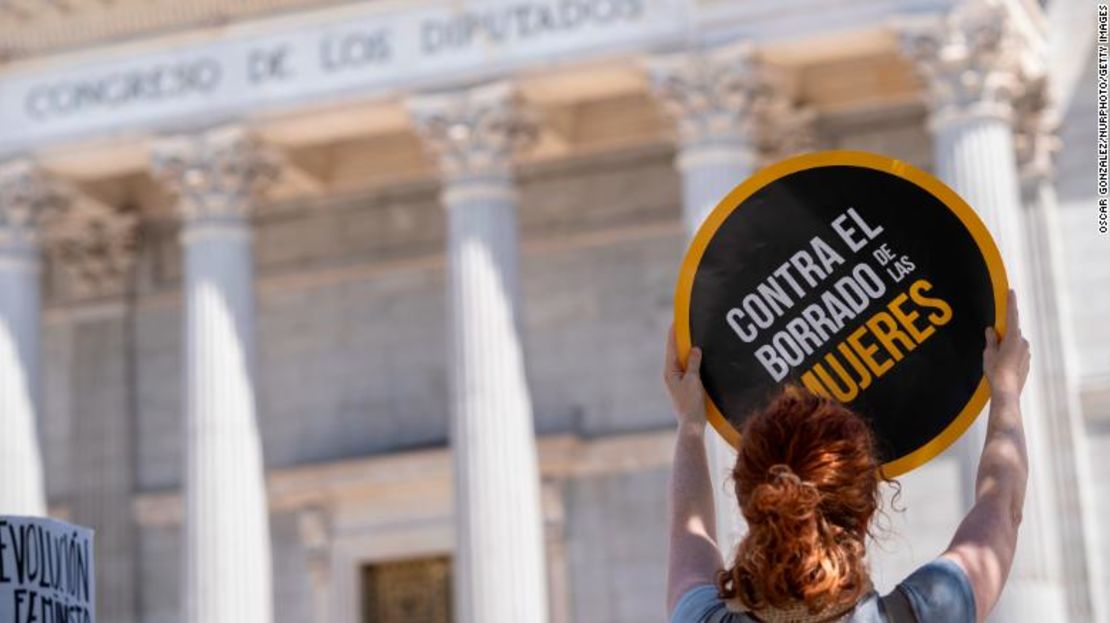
[768,464,803,485]
[767,464,819,498]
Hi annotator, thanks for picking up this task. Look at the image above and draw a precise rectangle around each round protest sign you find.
[674,151,1007,477]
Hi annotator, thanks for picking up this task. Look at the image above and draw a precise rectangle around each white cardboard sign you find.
[0,516,94,623]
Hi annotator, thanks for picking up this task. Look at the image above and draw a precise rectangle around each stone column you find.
[409,83,549,623]
[0,160,63,516]
[902,2,1067,619]
[1014,90,1108,623]
[152,126,278,623]
[648,43,763,231]
[647,42,811,559]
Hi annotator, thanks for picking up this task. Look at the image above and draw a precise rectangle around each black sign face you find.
[674,151,1007,476]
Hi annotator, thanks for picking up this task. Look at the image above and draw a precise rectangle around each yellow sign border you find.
[673,150,1009,478]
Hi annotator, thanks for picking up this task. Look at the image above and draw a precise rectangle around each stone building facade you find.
[0,0,1106,622]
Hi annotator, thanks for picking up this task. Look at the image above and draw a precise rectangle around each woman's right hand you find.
[982,289,1031,399]
[664,324,707,432]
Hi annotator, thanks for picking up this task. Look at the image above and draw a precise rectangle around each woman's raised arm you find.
[663,326,725,617]
[941,289,1031,623]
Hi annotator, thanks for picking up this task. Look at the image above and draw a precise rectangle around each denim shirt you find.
[670,558,976,623]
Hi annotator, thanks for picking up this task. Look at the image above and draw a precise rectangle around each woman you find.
[664,290,1030,623]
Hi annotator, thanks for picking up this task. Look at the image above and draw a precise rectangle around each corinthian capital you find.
[0,159,68,258]
[151,125,280,223]
[900,0,1042,129]
[408,82,538,181]
[646,42,770,149]
[759,98,818,162]
[43,198,137,300]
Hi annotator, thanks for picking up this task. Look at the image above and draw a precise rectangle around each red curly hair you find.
[715,384,886,616]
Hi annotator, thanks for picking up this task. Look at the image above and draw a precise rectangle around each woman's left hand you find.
[664,324,707,432]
